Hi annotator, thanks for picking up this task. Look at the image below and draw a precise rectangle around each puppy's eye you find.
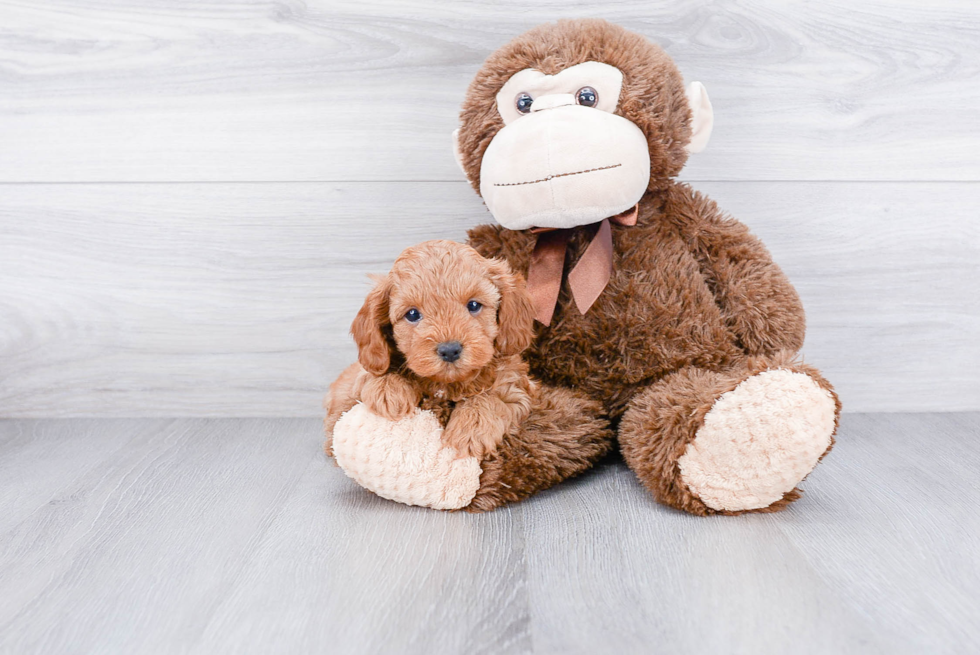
[515,93,533,114]
[404,308,422,323]
[466,300,483,315]
[576,86,598,108]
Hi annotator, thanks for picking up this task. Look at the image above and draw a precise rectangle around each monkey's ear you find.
[685,82,714,154]
[452,128,466,175]
[488,259,535,357]
[351,276,394,375]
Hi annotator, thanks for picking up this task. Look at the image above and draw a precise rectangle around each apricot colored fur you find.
[325,241,613,498]
[325,240,534,459]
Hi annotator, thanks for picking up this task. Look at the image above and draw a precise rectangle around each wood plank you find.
[0,418,314,653]
[518,462,886,654]
[0,418,528,654]
[709,181,980,413]
[0,419,139,535]
[1,181,976,416]
[775,413,980,652]
[193,448,529,654]
[0,0,977,182]
[0,181,476,417]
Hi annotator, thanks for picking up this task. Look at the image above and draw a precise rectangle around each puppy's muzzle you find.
[436,341,463,363]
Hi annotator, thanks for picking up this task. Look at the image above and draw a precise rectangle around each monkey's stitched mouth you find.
[493,163,622,187]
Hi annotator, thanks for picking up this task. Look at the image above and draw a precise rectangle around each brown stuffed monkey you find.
[454,19,840,515]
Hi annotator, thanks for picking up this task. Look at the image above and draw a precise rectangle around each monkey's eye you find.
[404,308,422,323]
[466,300,483,315]
[576,86,598,108]
[515,93,534,114]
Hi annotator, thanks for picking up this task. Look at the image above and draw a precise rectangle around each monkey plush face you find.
[479,61,651,230]
[454,19,713,231]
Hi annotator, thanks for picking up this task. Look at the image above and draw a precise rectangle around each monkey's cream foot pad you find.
[678,369,837,512]
[332,404,482,510]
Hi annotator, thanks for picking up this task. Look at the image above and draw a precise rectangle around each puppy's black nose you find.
[436,341,463,363]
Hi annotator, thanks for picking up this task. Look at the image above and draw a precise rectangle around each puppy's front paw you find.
[443,411,505,460]
[361,374,419,421]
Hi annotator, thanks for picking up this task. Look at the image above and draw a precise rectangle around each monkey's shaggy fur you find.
[459,19,840,514]
[468,386,613,512]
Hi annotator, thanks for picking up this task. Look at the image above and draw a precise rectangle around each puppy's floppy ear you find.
[351,275,394,375]
[487,258,535,356]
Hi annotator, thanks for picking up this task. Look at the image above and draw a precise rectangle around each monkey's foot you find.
[677,369,837,512]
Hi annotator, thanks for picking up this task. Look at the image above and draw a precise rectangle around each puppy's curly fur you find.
[325,240,537,460]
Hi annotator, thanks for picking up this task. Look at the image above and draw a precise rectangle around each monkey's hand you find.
[359,373,420,422]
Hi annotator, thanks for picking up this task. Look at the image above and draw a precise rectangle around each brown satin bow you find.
[526,204,638,325]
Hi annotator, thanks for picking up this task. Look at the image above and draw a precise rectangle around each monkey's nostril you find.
[436,341,463,363]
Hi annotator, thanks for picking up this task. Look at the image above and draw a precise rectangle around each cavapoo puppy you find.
[325,240,537,459]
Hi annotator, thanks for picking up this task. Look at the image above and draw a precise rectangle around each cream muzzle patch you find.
[451,63,714,232]
[477,62,650,231]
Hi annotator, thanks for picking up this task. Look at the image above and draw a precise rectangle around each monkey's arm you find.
[665,183,806,355]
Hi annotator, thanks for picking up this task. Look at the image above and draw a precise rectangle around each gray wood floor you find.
[1,414,977,654]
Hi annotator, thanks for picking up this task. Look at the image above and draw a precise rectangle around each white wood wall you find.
[1,0,978,417]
